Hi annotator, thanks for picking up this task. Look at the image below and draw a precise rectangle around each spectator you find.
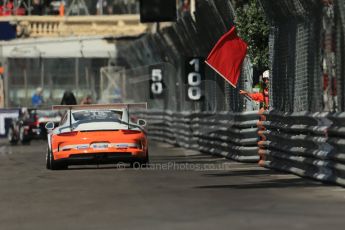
[32,87,44,107]
[60,90,77,105]
[0,0,13,16]
[105,4,114,15]
[31,0,43,15]
[80,95,93,105]
[96,0,108,15]
[59,1,65,16]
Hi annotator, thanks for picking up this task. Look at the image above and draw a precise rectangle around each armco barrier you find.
[259,111,345,186]
[137,110,259,163]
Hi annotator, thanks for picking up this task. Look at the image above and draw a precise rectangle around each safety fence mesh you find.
[115,0,250,113]
[115,0,345,114]
[260,0,322,112]
[6,58,108,107]
[335,0,345,111]
[261,0,345,113]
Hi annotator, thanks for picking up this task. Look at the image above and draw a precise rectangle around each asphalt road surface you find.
[0,139,345,230]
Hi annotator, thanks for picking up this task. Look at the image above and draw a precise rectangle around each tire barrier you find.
[259,110,345,187]
[137,110,260,163]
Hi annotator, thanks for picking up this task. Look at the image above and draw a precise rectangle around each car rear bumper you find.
[53,150,147,165]
[55,152,147,165]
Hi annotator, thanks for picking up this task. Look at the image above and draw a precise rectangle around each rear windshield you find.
[72,110,122,122]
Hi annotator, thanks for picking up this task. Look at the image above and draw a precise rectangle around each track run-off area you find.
[0,139,345,230]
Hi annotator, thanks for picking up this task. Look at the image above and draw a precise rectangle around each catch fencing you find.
[116,0,252,113]
[260,0,323,112]
[6,58,108,107]
[256,0,345,186]
[260,0,345,113]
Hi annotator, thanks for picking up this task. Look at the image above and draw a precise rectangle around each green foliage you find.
[235,0,269,71]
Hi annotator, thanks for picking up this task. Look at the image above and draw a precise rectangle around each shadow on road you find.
[203,169,284,177]
[66,165,130,170]
[152,154,215,160]
[194,178,328,189]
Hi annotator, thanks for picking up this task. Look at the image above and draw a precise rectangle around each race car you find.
[8,108,61,145]
[45,103,148,170]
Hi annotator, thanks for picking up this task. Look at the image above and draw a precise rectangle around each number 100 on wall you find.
[185,57,205,101]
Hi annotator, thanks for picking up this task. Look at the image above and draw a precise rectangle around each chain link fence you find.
[114,0,252,113]
[335,0,345,111]
[114,0,344,114]
[260,0,345,113]
[7,58,108,107]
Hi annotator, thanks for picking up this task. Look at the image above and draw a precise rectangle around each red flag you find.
[205,26,247,88]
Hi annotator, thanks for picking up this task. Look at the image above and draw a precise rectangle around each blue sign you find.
[0,22,16,40]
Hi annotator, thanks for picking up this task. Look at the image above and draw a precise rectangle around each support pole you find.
[24,68,28,107]
[40,58,44,88]
[75,58,79,99]
[4,60,8,107]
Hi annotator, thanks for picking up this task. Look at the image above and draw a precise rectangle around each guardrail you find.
[258,110,345,186]
[137,110,259,163]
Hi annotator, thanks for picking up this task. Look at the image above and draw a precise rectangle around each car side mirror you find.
[45,121,55,131]
[137,119,146,127]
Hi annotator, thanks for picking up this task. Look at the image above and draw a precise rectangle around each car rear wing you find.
[52,103,147,110]
[52,103,147,130]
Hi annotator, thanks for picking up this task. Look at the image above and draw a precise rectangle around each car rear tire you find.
[46,148,51,169]
[47,148,67,170]
[130,151,149,168]
[143,151,149,166]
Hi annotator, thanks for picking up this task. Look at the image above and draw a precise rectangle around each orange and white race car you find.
[45,103,148,170]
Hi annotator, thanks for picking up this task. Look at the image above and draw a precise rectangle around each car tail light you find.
[136,140,143,149]
[122,130,141,134]
[57,131,78,136]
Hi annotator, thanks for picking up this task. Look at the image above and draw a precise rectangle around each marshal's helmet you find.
[262,70,269,79]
